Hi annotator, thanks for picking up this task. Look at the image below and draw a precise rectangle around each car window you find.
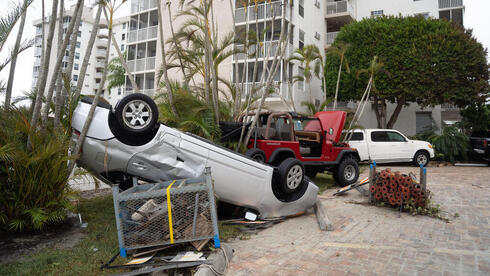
[349,132,364,141]
[387,131,406,142]
[371,131,388,142]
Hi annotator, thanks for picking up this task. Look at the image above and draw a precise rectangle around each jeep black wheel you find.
[278,158,305,194]
[335,157,359,187]
[245,148,266,163]
[115,93,159,135]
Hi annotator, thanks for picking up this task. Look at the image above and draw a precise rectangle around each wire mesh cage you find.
[112,168,220,257]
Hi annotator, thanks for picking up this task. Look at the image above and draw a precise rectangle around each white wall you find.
[352,0,439,19]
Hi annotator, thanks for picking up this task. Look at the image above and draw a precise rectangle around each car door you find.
[347,131,369,161]
[386,131,411,161]
[369,131,390,161]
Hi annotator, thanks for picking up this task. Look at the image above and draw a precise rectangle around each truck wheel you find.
[413,151,429,167]
[278,158,305,194]
[335,157,359,187]
[245,148,266,163]
[115,93,159,135]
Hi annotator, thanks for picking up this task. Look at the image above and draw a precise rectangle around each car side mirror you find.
[329,128,334,136]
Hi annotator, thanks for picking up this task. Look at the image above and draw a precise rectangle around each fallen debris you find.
[314,200,334,231]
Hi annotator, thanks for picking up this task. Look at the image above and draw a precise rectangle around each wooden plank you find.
[314,200,334,231]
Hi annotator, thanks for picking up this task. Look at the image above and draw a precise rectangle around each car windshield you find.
[293,118,321,132]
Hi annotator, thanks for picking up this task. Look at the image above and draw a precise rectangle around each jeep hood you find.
[314,111,347,143]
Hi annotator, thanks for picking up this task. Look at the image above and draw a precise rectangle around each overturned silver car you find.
[72,93,318,219]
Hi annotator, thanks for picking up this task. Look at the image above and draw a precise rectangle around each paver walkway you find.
[227,166,490,275]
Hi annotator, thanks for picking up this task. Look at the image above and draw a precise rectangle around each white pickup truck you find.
[346,129,434,166]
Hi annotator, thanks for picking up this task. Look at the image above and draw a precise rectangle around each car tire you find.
[278,158,305,194]
[114,93,159,135]
[413,151,430,167]
[245,148,266,163]
[335,157,359,187]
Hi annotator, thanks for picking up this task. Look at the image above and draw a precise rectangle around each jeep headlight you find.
[428,144,433,149]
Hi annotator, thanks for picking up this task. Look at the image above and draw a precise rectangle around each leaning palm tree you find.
[327,42,350,110]
[289,44,322,104]
[106,54,126,92]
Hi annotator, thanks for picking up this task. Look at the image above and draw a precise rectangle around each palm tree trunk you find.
[333,56,343,110]
[30,0,59,135]
[53,0,64,128]
[166,1,189,87]
[4,1,28,108]
[238,1,251,119]
[102,8,139,93]
[73,4,102,102]
[203,0,219,122]
[387,97,405,129]
[243,0,291,145]
[156,0,178,117]
[68,6,113,174]
[42,0,83,126]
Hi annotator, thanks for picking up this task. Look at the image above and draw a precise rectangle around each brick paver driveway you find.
[227,166,490,275]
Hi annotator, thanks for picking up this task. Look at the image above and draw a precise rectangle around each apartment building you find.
[126,0,465,135]
[31,4,128,105]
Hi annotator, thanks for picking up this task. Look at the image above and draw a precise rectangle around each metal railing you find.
[326,31,339,45]
[235,2,286,24]
[239,81,282,99]
[326,0,353,15]
[131,0,158,13]
[234,41,293,61]
[128,25,158,43]
[127,57,156,73]
[125,89,154,97]
[439,0,463,9]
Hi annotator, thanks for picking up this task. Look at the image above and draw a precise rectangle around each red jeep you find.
[241,111,360,188]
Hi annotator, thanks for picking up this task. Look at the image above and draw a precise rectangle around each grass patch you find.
[0,196,129,275]
[310,173,336,194]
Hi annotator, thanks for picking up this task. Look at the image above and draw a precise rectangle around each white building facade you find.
[31,4,128,106]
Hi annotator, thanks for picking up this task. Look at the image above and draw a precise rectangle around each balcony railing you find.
[326,31,339,45]
[127,57,156,73]
[235,2,287,24]
[326,0,353,15]
[439,0,463,9]
[128,25,158,43]
[125,89,154,97]
[131,0,158,14]
[234,41,293,61]
[239,81,282,99]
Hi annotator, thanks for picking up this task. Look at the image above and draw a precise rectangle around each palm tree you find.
[327,42,350,110]
[107,54,126,92]
[53,0,64,127]
[289,44,322,104]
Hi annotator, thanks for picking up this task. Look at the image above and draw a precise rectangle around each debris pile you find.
[369,168,428,207]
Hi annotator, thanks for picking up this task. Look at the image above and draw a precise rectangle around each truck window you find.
[371,131,389,142]
[350,132,364,141]
[387,131,406,142]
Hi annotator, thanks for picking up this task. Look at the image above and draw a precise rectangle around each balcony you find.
[125,89,154,97]
[127,26,158,43]
[235,2,289,24]
[438,0,463,9]
[127,57,156,73]
[234,41,293,61]
[325,1,354,27]
[95,48,106,59]
[326,31,339,45]
[238,81,283,99]
[131,0,158,14]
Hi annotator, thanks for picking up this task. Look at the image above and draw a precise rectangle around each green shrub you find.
[427,126,468,163]
[0,107,73,232]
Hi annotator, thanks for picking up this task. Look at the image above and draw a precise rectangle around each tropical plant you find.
[427,126,468,162]
[107,53,126,91]
[301,99,331,116]
[458,102,490,135]
[326,42,350,110]
[290,44,323,104]
[0,107,73,231]
[325,15,489,129]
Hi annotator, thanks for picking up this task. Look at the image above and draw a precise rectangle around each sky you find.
[0,0,489,102]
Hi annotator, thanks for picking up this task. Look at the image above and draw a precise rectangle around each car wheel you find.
[115,93,159,135]
[335,157,359,187]
[413,151,430,167]
[245,148,266,163]
[278,158,305,194]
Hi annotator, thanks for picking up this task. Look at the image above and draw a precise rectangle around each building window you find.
[73,74,78,81]
[299,30,305,49]
[299,0,304,18]
[76,41,81,48]
[65,50,69,57]
[75,52,80,59]
[77,30,81,37]
[74,63,79,70]
[121,44,125,51]
[118,88,122,95]
[415,12,430,19]
[63,17,71,23]
[371,10,384,17]
[439,8,463,25]
[122,33,125,40]
[123,22,127,29]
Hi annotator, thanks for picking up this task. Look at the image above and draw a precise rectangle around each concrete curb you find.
[194,244,234,276]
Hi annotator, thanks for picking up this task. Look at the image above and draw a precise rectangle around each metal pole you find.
[204,167,221,248]
[369,163,374,203]
[112,185,127,258]
[420,164,427,206]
